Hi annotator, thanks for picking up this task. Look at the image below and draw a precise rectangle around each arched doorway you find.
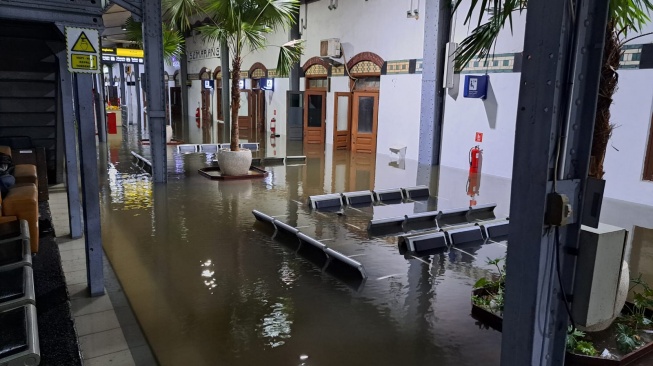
[242,62,267,142]
[199,67,212,143]
[347,53,383,154]
[302,57,331,145]
[171,71,182,138]
[213,66,224,142]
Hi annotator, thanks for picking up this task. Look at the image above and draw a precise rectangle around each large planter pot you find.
[217,149,252,176]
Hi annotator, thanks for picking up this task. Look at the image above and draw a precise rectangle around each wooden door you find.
[351,92,379,153]
[304,90,326,144]
[237,90,252,139]
[252,89,265,140]
[170,87,182,138]
[334,92,351,150]
[201,89,212,143]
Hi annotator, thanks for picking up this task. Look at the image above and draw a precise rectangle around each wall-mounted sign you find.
[259,78,274,91]
[101,47,144,64]
[463,75,489,99]
[203,80,214,90]
[475,132,483,143]
[66,27,100,73]
[239,80,245,89]
[187,39,221,61]
[171,56,180,69]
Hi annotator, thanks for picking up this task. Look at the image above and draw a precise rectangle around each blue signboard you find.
[463,75,489,99]
[259,78,274,91]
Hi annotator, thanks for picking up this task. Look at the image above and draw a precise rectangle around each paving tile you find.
[58,239,86,252]
[62,258,87,273]
[71,295,113,317]
[120,323,148,348]
[65,269,88,286]
[60,248,86,262]
[67,283,90,299]
[79,328,129,359]
[74,309,121,337]
[84,350,136,366]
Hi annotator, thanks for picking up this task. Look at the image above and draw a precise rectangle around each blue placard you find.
[259,78,274,91]
[463,75,489,99]
[203,79,214,89]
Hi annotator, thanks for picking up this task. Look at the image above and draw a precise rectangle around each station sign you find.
[101,47,144,64]
[66,27,100,73]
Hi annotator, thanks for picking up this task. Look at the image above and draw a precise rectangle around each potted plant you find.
[165,0,304,175]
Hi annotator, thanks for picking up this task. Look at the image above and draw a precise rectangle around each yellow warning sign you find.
[71,32,97,53]
[71,54,98,70]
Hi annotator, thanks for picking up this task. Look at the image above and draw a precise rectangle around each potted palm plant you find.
[198,0,303,175]
[452,0,653,179]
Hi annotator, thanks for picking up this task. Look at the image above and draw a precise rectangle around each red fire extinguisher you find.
[195,108,201,128]
[469,145,482,174]
[270,117,276,135]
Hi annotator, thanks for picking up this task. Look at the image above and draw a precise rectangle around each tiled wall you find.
[185,43,651,79]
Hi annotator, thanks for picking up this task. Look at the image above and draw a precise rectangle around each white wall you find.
[603,69,653,206]
[301,0,426,62]
[378,74,422,161]
[441,73,521,178]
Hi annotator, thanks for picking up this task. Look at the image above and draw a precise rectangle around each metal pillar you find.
[119,64,126,116]
[289,9,301,92]
[417,0,451,166]
[94,74,107,143]
[220,42,231,142]
[143,0,167,183]
[501,0,609,364]
[56,51,83,239]
[73,73,104,296]
[180,52,190,141]
[134,64,143,139]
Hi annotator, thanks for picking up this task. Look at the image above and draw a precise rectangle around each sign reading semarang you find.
[187,39,221,61]
[66,27,100,73]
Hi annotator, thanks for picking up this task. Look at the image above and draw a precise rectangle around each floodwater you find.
[98,128,653,366]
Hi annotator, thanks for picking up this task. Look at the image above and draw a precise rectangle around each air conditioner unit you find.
[320,38,341,58]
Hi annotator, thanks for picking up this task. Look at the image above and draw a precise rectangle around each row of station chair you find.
[308,186,432,210]
[0,220,40,366]
[176,143,260,154]
[252,210,367,289]
[398,219,509,257]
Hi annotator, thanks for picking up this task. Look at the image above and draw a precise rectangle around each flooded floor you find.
[99,127,653,366]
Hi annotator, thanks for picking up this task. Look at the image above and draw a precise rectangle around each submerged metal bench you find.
[308,194,343,210]
[402,186,430,200]
[199,144,219,153]
[481,220,510,240]
[297,233,329,268]
[0,304,39,366]
[130,151,153,175]
[368,216,406,237]
[341,191,374,206]
[176,144,198,153]
[373,188,404,203]
[399,231,448,256]
[444,226,485,247]
[403,211,439,232]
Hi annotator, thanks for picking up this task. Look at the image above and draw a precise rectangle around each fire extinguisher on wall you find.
[270,117,276,135]
[195,107,200,128]
[469,145,483,174]
[467,145,483,207]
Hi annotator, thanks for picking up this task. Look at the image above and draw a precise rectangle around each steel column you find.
[220,42,231,142]
[74,73,104,296]
[417,0,450,166]
[56,51,83,239]
[289,9,300,92]
[181,51,190,142]
[119,65,126,121]
[94,74,107,143]
[134,63,143,139]
[501,0,609,364]
[142,0,167,182]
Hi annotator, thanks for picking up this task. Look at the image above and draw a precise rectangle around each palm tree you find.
[124,17,185,64]
[453,0,653,179]
[164,0,304,151]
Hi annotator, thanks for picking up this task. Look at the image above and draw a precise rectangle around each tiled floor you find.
[50,184,137,366]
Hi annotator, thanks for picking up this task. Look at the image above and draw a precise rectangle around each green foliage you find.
[623,274,653,330]
[566,326,586,350]
[124,17,185,63]
[452,0,653,70]
[472,257,506,313]
[575,341,598,356]
[616,323,643,353]
[566,327,598,356]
